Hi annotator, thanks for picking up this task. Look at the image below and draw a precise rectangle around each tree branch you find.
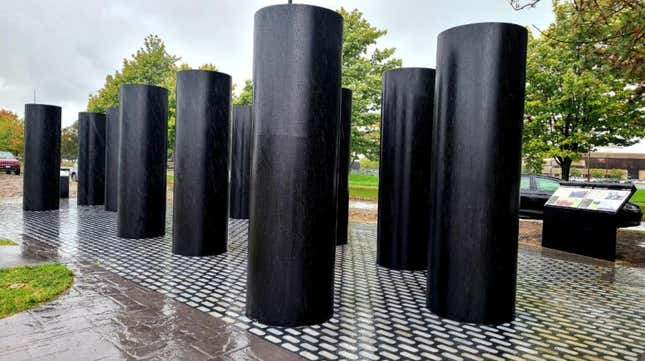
[508,0,541,10]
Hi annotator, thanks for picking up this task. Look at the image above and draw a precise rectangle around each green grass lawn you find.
[165,169,644,209]
[0,239,17,246]
[630,189,645,210]
[349,173,378,201]
[0,263,74,319]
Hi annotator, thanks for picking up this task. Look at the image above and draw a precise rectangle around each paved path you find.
[0,239,51,268]
[0,237,301,361]
[1,203,644,361]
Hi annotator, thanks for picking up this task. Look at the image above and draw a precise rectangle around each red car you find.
[0,151,20,175]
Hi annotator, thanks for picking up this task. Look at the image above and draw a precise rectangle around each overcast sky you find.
[1,0,557,127]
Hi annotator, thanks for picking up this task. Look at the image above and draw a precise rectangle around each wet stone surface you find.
[0,200,644,361]
[0,241,50,268]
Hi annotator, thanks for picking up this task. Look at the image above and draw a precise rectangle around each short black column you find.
[117,84,168,239]
[377,68,435,270]
[77,112,106,206]
[173,70,231,256]
[247,4,343,327]
[336,88,352,246]
[104,106,119,212]
[60,171,69,199]
[23,104,61,211]
[230,105,252,220]
[428,23,528,324]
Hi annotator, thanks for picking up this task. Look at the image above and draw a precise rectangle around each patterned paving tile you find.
[1,200,644,361]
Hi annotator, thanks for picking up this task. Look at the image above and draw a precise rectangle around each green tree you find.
[60,121,78,160]
[513,0,644,118]
[88,35,179,113]
[87,35,218,156]
[523,152,544,174]
[338,8,402,161]
[0,109,24,157]
[233,79,253,105]
[523,1,644,181]
[165,62,218,157]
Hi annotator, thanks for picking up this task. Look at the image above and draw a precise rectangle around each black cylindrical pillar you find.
[60,172,69,199]
[230,105,252,220]
[77,115,88,205]
[336,88,352,246]
[104,106,119,212]
[117,84,168,239]
[377,68,435,270]
[173,70,231,256]
[77,112,106,206]
[428,23,528,324]
[23,104,61,211]
[247,4,343,327]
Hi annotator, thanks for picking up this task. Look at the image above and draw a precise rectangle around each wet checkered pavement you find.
[1,200,644,361]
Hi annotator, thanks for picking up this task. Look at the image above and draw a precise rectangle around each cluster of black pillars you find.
[375,23,527,325]
[21,5,528,330]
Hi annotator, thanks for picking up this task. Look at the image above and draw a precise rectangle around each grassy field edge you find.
[0,263,74,319]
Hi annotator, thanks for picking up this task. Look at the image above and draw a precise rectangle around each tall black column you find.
[23,104,61,211]
[77,112,106,206]
[336,88,352,246]
[377,68,435,270]
[230,105,252,220]
[117,84,168,239]
[77,115,87,205]
[428,23,528,324]
[247,4,343,327]
[105,106,119,212]
[173,70,231,256]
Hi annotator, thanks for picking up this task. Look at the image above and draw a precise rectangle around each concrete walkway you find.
[0,238,302,361]
[0,241,50,269]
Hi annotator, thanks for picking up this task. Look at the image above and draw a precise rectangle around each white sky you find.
[0,0,556,127]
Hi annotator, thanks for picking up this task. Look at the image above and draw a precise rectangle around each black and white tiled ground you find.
[1,200,644,361]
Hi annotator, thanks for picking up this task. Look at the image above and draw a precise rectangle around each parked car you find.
[520,174,642,227]
[0,151,20,175]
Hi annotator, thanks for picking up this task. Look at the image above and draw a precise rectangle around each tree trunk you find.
[560,157,572,181]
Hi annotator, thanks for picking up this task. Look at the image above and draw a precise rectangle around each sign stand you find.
[542,182,636,261]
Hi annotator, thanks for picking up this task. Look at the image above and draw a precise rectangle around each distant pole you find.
[33,89,36,103]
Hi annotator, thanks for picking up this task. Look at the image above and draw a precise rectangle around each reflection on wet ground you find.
[0,252,301,360]
[0,239,49,268]
[0,204,300,361]
[0,200,644,361]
